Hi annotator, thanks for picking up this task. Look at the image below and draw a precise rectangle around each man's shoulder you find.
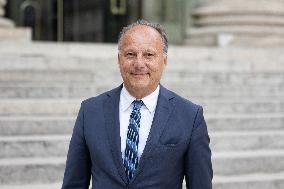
[81,86,121,107]
[81,93,106,106]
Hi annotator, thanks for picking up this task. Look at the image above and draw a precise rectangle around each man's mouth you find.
[131,72,148,76]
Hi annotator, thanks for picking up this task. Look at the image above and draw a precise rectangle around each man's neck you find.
[123,84,159,100]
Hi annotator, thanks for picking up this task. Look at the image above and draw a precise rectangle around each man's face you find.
[118,25,167,97]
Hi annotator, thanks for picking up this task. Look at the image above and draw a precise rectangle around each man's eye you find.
[126,52,135,57]
[145,53,155,59]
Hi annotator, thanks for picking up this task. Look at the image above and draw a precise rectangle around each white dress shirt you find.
[119,84,160,161]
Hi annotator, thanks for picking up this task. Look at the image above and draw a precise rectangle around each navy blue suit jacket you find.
[62,85,213,189]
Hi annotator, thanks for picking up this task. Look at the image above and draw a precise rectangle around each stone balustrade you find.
[0,0,31,42]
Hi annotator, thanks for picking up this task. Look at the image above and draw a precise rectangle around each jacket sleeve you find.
[62,102,91,189]
[184,106,213,189]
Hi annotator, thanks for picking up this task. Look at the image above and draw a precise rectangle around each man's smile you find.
[130,72,149,77]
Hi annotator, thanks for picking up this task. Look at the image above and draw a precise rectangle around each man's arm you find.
[184,106,213,189]
[62,102,91,189]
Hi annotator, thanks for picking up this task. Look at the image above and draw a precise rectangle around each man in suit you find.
[62,19,213,189]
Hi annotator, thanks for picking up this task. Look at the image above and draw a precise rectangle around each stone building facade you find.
[2,0,284,46]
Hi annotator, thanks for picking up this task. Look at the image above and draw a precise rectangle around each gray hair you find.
[118,19,168,56]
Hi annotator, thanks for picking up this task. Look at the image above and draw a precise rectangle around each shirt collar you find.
[120,84,160,113]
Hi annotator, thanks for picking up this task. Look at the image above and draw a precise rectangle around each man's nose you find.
[134,54,146,67]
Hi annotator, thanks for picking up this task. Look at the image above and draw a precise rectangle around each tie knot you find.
[133,100,143,111]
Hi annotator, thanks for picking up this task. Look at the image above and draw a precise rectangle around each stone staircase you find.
[0,42,284,188]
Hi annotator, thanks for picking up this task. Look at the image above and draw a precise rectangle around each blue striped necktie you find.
[124,100,143,181]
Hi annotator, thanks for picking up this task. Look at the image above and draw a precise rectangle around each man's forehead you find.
[122,45,157,52]
[122,25,162,42]
[125,24,158,34]
[120,25,163,50]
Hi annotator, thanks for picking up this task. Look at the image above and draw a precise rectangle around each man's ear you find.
[117,53,121,64]
[163,56,168,66]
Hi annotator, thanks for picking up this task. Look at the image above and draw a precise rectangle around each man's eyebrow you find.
[122,48,136,52]
[145,49,156,52]
[122,47,158,52]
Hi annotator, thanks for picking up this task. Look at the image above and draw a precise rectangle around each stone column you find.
[186,0,284,47]
[0,0,31,42]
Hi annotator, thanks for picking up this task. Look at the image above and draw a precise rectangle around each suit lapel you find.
[103,85,128,184]
[130,85,175,183]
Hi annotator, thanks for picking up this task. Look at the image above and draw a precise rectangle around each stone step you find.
[0,157,65,185]
[0,84,283,99]
[0,18,14,28]
[0,99,82,116]
[0,99,81,116]
[0,70,98,82]
[213,150,284,175]
[183,95,284,104]
[186,26,284,46]
[164,71,284,85]
[1,175,284,189]
[194,15,284,27]
[0,27,31,42]
[0,82,119,99]
[0,42,118,59]
[0,183,62,189]
[168,85,284,98]
[213,172,284,189]
[211,131,284,151]
[1,44,284,72]
[1,151,284,185]
[207,114,284,131]
[164,72,284,85]
[1,114,283,136]
[1,131,284,158]
[0,55,117,71]
[0,116,74,136]
[1,54,284,72]
[192,1,284,17]
[0,52,283,75]
[187,25,284,36]
[202,100,284,114]
[0,135,70,158]
[0,116,76,137]
[0,99,283,116]
[1,60,283,74]
[0,70,283,86]
[186,33,284,47]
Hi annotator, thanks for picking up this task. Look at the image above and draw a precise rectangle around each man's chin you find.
[129,76,149,85]
[131,74,149,80]
[132,82,149,89]
[128,80,150,90]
